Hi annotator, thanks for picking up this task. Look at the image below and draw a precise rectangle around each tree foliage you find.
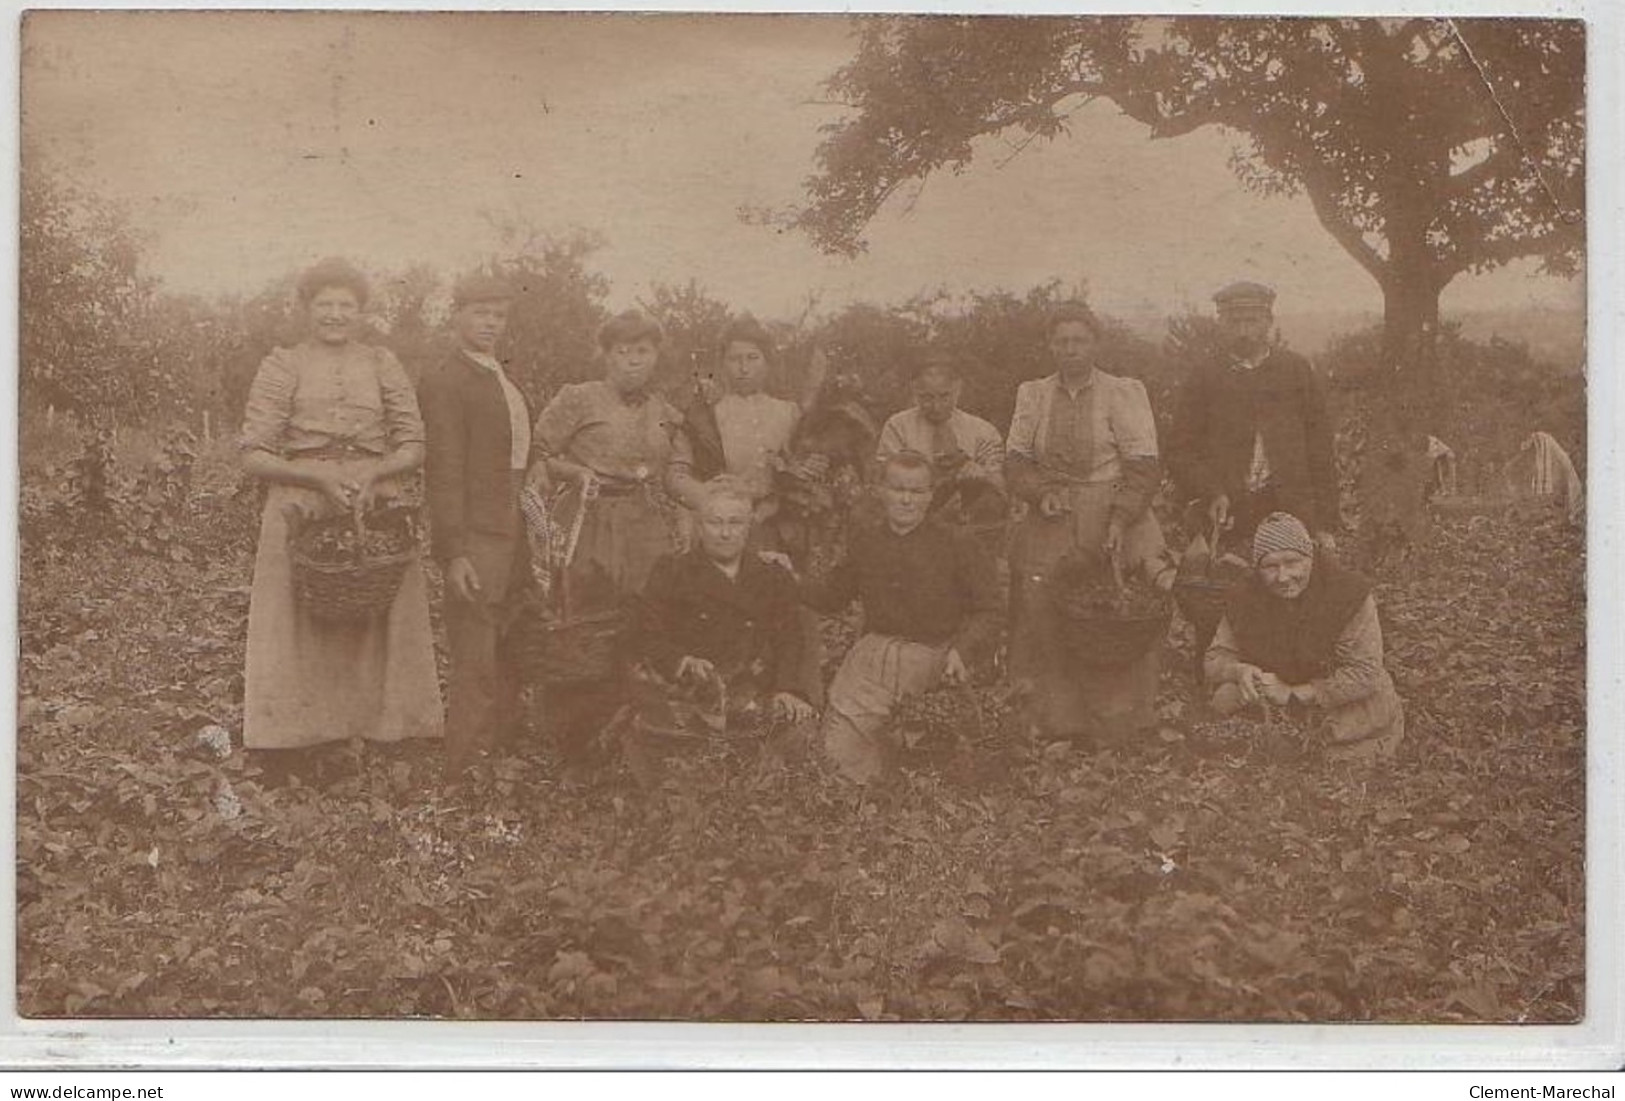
[479,219,613,406]
[786,17,1584,370]
[19,172,175,422]
[638,278,735,400]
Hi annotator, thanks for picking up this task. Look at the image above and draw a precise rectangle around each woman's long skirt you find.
[1008,481,1167,745]
[242,464,444,750]
[559,492,676,616]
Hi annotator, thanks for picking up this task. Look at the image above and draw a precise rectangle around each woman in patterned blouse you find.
[237,257,443,769]
[531,310,688,777]
[532,309,686,613]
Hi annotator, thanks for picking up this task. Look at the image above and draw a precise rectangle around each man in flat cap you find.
[1166,281,1340,675]
[420,272,541,775]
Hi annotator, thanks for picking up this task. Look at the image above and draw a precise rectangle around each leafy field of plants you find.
[16,444,1584,1022]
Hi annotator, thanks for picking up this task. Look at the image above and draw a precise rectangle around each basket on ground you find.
[1173,575,1233,634]
[1053,555,1170,669]
[1058,599,1171,667]
[1172,520,1247,634]
[290,503,418,623]
[517,607,626,684]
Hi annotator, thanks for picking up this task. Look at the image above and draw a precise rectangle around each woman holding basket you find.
[1006,302,1175,748]
[238,258,442,770]
[531,309,686,773]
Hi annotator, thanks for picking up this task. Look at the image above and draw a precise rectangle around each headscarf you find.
[1251,511,1314,567]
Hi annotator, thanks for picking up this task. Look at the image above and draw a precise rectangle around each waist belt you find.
[592,479,645,498]
[287,443,384,461]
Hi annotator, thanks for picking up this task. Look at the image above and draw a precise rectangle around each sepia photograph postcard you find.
[7,0,1619,1071]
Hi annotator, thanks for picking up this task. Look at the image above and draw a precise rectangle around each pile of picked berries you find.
[299,514,414,564]
[893,684,1014,747]
[1054,556,1167,622]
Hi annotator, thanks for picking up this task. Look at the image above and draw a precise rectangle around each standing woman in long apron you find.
[1005,302,1172,747]
[532,309,684,772]
[238,257,443,775]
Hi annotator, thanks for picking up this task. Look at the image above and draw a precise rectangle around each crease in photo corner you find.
[1,0,1619,1073]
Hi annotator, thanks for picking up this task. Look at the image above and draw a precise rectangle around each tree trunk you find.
[1380,280,1440,383]
[1356,254,1445,568]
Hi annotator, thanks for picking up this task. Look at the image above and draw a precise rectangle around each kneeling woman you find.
[802,451,1001,784]
[1204,512,1405,760]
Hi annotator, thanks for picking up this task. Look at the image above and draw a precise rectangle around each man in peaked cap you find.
[1165,280,1340,678]
[420,272,543,777]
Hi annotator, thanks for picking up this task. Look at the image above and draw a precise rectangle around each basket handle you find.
[350,499,367,566]
[555,476,598,623]
[558,565,573,624]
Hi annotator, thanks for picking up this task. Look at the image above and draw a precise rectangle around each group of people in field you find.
[237,257,1406,788]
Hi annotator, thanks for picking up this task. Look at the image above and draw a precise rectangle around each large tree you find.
[787,16,1584,379]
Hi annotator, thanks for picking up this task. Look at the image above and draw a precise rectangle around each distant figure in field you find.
[1425,435,1458,500]
[1508,431,1583,524]
[1204,512,1404,762]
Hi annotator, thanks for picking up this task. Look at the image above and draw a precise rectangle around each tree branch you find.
[1300,163,1388,282]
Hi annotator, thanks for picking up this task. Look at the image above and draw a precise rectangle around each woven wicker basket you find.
[290,504,417,623]
[1051,550,1170,668]
[1058,600,1170,668]
[519,608,625,684]
[1172,519,1240,633]
[1173,576,1233,633]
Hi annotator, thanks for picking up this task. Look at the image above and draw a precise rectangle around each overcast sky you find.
[21,10,1583,325]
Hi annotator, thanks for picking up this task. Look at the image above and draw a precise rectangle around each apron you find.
[242,457,443,749]
[1008,480,1166,743]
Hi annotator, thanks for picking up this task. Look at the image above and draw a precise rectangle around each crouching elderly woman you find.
[1204,512,1405,761]
[628,480,819,761]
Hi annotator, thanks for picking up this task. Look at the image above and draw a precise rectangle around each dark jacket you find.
[419,350,533,562]
[633,549,813,702]
[1167,348,1338,533]
[802,517,1001,669]
[1226,557,1372,685]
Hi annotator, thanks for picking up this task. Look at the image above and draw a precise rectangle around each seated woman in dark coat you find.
[1204,512,1405,761]
[631,480,819,728]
